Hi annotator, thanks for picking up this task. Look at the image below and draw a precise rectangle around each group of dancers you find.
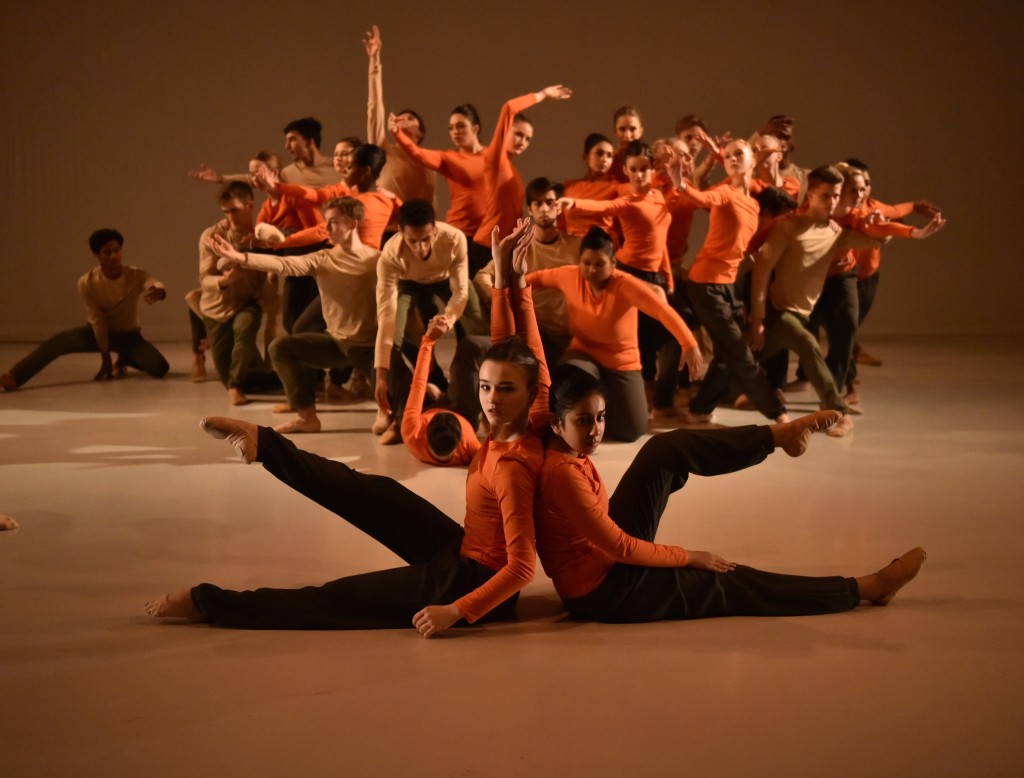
[3,25,938,628]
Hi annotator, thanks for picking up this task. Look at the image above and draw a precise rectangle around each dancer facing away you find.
[145,220,550,637]
[534,367,927,623]
[2,229,168,391]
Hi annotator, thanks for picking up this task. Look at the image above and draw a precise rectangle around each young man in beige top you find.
[198,182,274,405]
[208,197,380,434]
[373,199,486,436]
[1,229,167,391]
[747,166,881,437]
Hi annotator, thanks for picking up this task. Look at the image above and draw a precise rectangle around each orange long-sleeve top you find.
[472,92,540,247]
[750,175,801,199]
[830,205,915,277]
[402,336,481,467]
[536,449,688,600]
[526,265,697,372]
[560,178,621,245]
[454,285,550,622]
[276,183,400,250]
[393,128,485,236]
[682,182,760,285]
[256,194,322,234]
[854,198,915,280]
[569,189,676,289]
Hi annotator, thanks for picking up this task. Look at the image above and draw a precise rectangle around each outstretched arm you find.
[364,25,385,145]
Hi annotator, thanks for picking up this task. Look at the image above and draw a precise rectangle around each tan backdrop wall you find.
[2,0,1021,342]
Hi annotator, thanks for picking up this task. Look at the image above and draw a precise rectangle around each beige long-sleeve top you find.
[367,61,436,205]
[474,231,580,336]
[279,159,341,188]
[78,265,163,352]
[198,224,268,323]
[243,244,380,346]
[374,222,468,367]
[755,215,880,319]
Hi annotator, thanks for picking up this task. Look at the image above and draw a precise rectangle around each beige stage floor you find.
[1,336,1022,777]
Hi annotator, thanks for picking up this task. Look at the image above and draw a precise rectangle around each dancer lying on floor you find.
[534,366,926,622]
[145,220,550,637]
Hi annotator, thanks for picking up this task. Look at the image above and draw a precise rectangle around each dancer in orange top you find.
[145,221,549,638]
[609,105,644,183]
[470,84,572,265]
[534,369,927,620]
[390,104,486,244]
[526,227,701,442]
[561,133,620,243]
[660,139,787,424]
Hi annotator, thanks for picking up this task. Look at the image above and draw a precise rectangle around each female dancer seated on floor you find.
[145,220,550,638]
[534,366,926,622]
[525,226,702,442]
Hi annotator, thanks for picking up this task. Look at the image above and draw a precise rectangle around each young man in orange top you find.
[474,177,581,368]
[206,197,380,435]
[389,105,486,250]
[526,227,702,442]
[809,164,944,402]
[374,200,487,440]
[197,183,275,406]
[363,25,435,211]
[1,229,168,392]
[660,139,787,424]
[747,166,890,437]
[844,158,941,372]
[470,83,572,270]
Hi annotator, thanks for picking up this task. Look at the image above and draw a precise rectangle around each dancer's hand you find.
[94,353,114,381]
[538,84,572,101]
[680,346,704,381]
[412,603,462,638]
[363,25,381,61]
[686,550,736,573]
[142,286,166,304]
[188,164,222,184]
[424,315,451,341]
[747,318,765,352]
[911,212,946,239]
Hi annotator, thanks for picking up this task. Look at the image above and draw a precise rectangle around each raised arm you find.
[400,316,450,444]
[364,25,385,145]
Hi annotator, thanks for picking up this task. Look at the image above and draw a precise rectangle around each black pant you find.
[847,272,882,386]
[564,426,859,621]
[191,428,516,629]
[687,281,785,419]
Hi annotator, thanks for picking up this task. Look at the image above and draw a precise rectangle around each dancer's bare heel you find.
[772,410,842,457]
[200,416,258,463]
[144,588,203,621]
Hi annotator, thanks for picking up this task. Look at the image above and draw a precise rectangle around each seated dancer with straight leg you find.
[145,220,550,638]
[534,367,927,623]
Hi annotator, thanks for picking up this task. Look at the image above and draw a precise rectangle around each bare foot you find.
[271,402,295,414]
[275,416,321,434]
[325,381,357,402]
[227,388,250,406]
[0,514,19,531]
[862,548,927,605]
[771,410,841,457]
[680,409,714,425]
[371,408,391,435]
[378,421,401,445]
[144,588,203,621]
[190,354,206,383]
[200,416,259,463]
[0,372,17,392]
[825,414,855,438]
